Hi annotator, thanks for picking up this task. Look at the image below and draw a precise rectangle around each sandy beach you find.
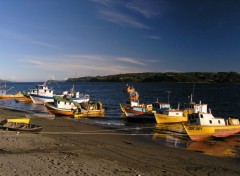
[0,107,239,176]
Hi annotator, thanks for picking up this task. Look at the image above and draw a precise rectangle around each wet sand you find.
[0,107,240,176]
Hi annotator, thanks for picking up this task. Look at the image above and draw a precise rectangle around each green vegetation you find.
[67,72,240,83]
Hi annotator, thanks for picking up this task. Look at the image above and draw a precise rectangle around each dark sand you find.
[0,107,239,176]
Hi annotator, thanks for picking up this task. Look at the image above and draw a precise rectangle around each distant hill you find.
[66,72,240,83]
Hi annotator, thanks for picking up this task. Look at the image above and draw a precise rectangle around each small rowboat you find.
[2,122,43,132]
[15,97,32,103]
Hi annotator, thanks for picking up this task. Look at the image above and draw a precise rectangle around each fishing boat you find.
[30,79,89,105]
[15,91,33,103]
[0,84,24,99]
[154,108,188,124]
[15,97,32,103]
[123,102,171,121]
[45,96,104,116]
[183,103,240,141]
[72,101,105,118]
[154,98,209,124]
[2,122,43,132]
[29,80,55,104]
[120,84,141,113]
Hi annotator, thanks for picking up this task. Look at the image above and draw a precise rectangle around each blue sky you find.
[0,0,239,82]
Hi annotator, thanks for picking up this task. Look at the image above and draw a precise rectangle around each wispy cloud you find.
[114,57,146,65]
[0,28,57,48]
[88,0,115,6]
[18,54,154,79]
[100,10,150,29]
[143,35,161,40]
[126,0,160,18]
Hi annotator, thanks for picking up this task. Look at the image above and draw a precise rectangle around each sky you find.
[0,0,240,82]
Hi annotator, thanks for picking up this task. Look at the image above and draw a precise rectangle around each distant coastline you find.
[67,72,240,83]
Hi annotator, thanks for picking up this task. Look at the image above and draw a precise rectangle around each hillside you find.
[67,72,240,83]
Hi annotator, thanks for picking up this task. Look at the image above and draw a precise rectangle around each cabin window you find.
[64,102,66,105]
[69,102,71,105]
[45,90,47,92]
[200,114,203,118]
[57,101,60,104]
[209,120,212,124]
[176,113,179,115]
[218,120,221,124]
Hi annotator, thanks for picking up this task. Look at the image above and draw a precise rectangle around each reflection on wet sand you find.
[152,123,240,157]
[154,123,185,133]
[187,136,239,157]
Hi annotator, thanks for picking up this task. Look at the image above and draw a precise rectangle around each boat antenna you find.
[165,91,171,104]
[192,83,195,103]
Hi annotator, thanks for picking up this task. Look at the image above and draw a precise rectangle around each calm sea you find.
[1,82,240,157]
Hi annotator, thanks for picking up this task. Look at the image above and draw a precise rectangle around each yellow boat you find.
[154,109,188,124]
[0,118,30,125]
[183,111,240,141]
[0,92,25,99]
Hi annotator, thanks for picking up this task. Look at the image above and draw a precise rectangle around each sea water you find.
[1,82,240,157]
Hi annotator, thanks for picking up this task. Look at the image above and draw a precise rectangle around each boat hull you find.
[154,113,187,124]
[30,94,54,104]
[2,122,43,132]
[45,102,74,116]
[0,93,25,99]
[183,124,240,141]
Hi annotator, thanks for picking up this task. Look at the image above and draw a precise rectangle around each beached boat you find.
[0,84,25,99]
[45,96,104,116]
[30,80,89,105]
[29,81,54,104]
[120,84,141,113]
[2,122,43,132]
[154,100,208,124]
[183,106,240,141]
[123,102,171,121]
[154,109,188,124]
[15,97,32,103]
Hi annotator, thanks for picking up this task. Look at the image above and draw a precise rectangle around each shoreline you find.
[0,107,240,175]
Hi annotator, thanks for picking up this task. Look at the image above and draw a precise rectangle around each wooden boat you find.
[123,102,171,121]
[2,122,43,132]
[183,106,240,141]
[154,109,188,124]
[15,97,32,103]
[30,80,89,104]
[154,101,208,124]
[0,92,25,99]
[45,96,104,116]
[0,84,25,99]
[0,118,30,125]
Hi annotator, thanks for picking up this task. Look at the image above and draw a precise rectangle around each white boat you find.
[183,102,240,141]
[45,97,104,116]
[30,82,54,104]
[30,80,89,105]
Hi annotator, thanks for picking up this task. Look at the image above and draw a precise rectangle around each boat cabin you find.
[184,102,208,113]
[162,109,184,117]
[188,112,226,126]
[152,102,171,113]
[125,101,140,107]
[53,97,77,110]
